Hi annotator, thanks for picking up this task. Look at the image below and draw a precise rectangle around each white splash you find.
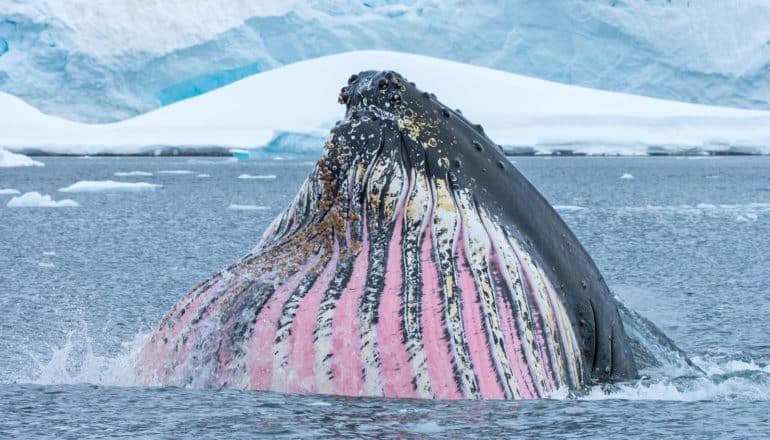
[22,332,147,387]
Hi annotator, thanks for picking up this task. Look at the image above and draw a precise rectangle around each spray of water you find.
[17,309,770,401]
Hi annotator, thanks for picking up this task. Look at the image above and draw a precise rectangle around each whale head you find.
[139,70,637,399]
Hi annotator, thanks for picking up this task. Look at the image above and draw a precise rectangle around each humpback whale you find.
[138,70,637,399]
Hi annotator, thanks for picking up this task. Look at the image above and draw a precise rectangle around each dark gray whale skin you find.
[340,70,638,384]
[139,69,637,398]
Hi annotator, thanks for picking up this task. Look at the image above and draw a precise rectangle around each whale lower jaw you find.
[138,126,583,399]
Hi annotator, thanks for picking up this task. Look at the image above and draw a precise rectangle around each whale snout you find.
[338,70,414,114]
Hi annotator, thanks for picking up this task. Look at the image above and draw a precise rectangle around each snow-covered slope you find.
[2,51,769,156]
[2,0,770,122]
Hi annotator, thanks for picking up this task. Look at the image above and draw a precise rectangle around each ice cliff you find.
[2,0,770,122]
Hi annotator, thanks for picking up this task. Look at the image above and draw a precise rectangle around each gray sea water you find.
[1,156,769,438]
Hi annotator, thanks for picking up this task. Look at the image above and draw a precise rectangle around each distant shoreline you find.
[18,151,768,158]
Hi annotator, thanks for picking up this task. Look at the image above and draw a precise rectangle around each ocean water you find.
[1,156,769,438]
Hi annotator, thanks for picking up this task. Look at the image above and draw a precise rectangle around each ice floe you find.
[7,192,79,208]
[114,171,153,177]
[58,180,162,193]
[237,174,277,180]
[228,204,270,211]
[0,188,21,195]
[621,173,634,180]
[157,170,194,175]
[0,148,44,167]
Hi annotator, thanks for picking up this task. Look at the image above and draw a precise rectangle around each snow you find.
[2,51,770,156]
[0,147,44,167]
[114,171,153,177]
[58,180,162,193]
[0,188,21,195]
[238,174,277,180]
[7,192,79,207]
[228,204,270,211]
[4,1,770,122]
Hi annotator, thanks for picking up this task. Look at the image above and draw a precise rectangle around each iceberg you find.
[0,147,43,167]
[58,180,162,193]
[7,192,79,207]
[2,51,770,157]
[2,1,770,122]
[236,131,328,160]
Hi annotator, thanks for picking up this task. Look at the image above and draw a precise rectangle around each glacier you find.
[2,0,770,122]
[1,51,770,156]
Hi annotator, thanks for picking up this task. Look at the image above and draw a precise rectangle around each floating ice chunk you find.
[158,170,194,175]
[696,203,717,209]
[621,173,634,180]
[7,192,79,207]
[59,180,162,193]
[114,171,153,176]
[43,251,56,256]
[228,204,270,211]
[736,213,759,222]
[0,148,44,167]
[553,205,588,212]
[238,174,276,180]
[38,261,56,268]
[196,173,211,178]
[0,188,21,195]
